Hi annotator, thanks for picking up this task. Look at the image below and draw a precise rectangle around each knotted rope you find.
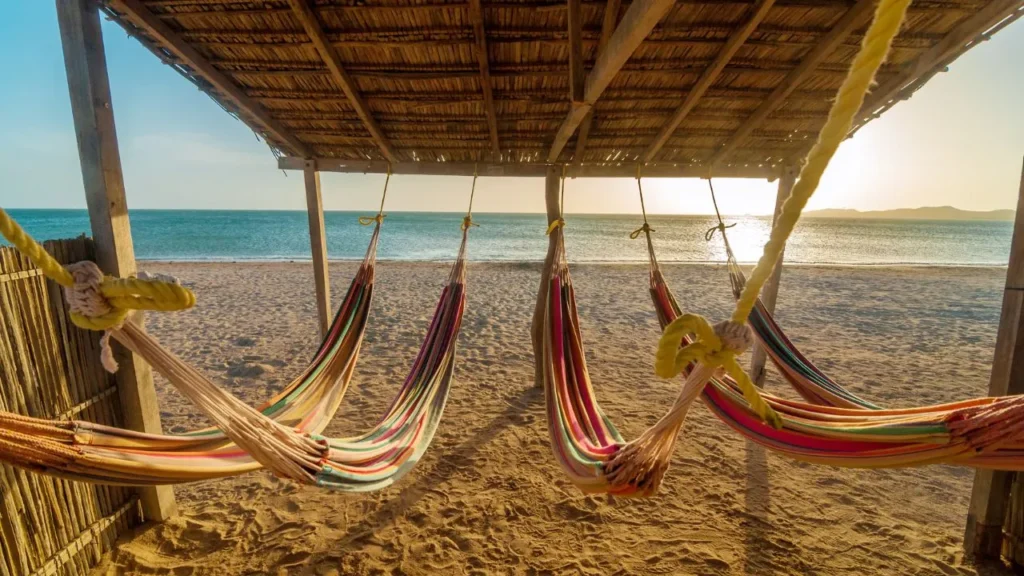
[0,206,195,372]
[629,164,656,240]
[462,163,481,231]
[359,163,391,226]
[654,0,911,426]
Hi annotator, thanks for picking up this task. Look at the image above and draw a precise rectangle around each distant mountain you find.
[803,206,1015,222]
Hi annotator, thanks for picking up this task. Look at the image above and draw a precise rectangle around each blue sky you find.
[1,3,1021,215]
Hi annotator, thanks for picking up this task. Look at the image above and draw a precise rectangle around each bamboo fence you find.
[0,237,139,576]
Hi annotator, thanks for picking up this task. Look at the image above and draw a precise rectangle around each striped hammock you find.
[0,221,469,492]
[542,224,1024,498]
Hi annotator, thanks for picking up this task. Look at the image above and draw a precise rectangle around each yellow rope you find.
[656,314,781,428]
[655,0,911,425]
[730,0,911,325]
[546,219,565,235]
[0,207,75,287]
[0,207,195,331]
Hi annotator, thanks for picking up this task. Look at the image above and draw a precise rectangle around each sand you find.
[92,260,1014,575]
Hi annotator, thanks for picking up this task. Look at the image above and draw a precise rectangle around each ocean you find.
[4,209,1013,266]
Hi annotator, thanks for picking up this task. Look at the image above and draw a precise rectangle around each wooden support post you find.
[749,164,797,387]
[533,166,562,388]
[303,160,331,339]
[56,0,176,521]
[965,156,1024,561]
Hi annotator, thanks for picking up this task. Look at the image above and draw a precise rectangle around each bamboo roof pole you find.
[748,164,797,386]
[533,166,563,388]
[641,0,776,163]
[573,0,622,166]
[468,0,501,158]
[965,157,1024,561]
[56,0,176,522]
[107,0,310,157]
[287,0,398,162]
[706,0,876,167]
[547,0,676,163]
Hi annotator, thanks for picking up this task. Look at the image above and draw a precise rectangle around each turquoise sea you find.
[4,209,1013,266]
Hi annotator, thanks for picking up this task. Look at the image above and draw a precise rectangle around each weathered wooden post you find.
[533,166,562,388]
[56,0,176,521]
[749,164,798,387]
[964,156,1024,561]
[303,159,331,339]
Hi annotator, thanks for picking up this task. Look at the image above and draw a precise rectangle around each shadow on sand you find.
[335,385,543,546]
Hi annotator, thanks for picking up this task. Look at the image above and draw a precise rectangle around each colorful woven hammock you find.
[0,212,471,492]
[541,211,1024,499]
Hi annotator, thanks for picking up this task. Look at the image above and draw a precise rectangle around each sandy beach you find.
[93,260,1011,575]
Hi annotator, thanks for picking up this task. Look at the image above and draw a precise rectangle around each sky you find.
[0,3,1021,216]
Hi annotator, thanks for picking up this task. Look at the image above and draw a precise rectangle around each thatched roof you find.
[103,0,1022,178]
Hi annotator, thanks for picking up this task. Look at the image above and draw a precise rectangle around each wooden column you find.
[56,0,176,521]
[965,156,1024,561]
[303,160,331,339]
[532,166,562,387]
[749,164,798,387]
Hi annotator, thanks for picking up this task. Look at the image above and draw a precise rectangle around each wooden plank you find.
[547,0,676,162]
[303,161,331,340]
[279,157,779,179]
[573,0,621,165]
[287,0,397,162]
[642,0,776,163]
[748,164,796,387]
[965,156,1024,561]
[707,0,875,167]
[106,0,309,156]
[567,0,586,104]
[56,0,177,523]
[533,166,563,388]
[468,0,501,158]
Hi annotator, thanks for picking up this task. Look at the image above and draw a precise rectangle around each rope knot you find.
[64,262,127,330]
[358,214,386,226]
[629,222,655,240]
[461,215,479,231]
[712,320,753,354]
[546,218,565,235]
[704,221,736,242]
[655,314,781,429]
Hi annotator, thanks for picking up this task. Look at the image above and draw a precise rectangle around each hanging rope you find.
[463,163,481,231]
[629,164,656,240]
[703,179,737,247]
[546,165,567,235]
[654,0,912,427]
[358,163,391,226]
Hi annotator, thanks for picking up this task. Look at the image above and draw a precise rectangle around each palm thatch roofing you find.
[102,0,1023,178]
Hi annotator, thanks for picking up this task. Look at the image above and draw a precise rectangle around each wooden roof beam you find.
[574,0,621,165]
[547,0,676,163]
[568,0,586,104]
[279,157,778,179]
[468,0,501,158]
[287,0,397,162]
[642,0,776,163]
[706,0,876,166]
[106,0,310,156]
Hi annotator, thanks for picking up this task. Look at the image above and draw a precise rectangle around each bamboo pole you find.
[303,160,332,339]
[56,0,176,522]
[964,156,1024,561]
[533,166,562,388]
[749,164,797,387]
